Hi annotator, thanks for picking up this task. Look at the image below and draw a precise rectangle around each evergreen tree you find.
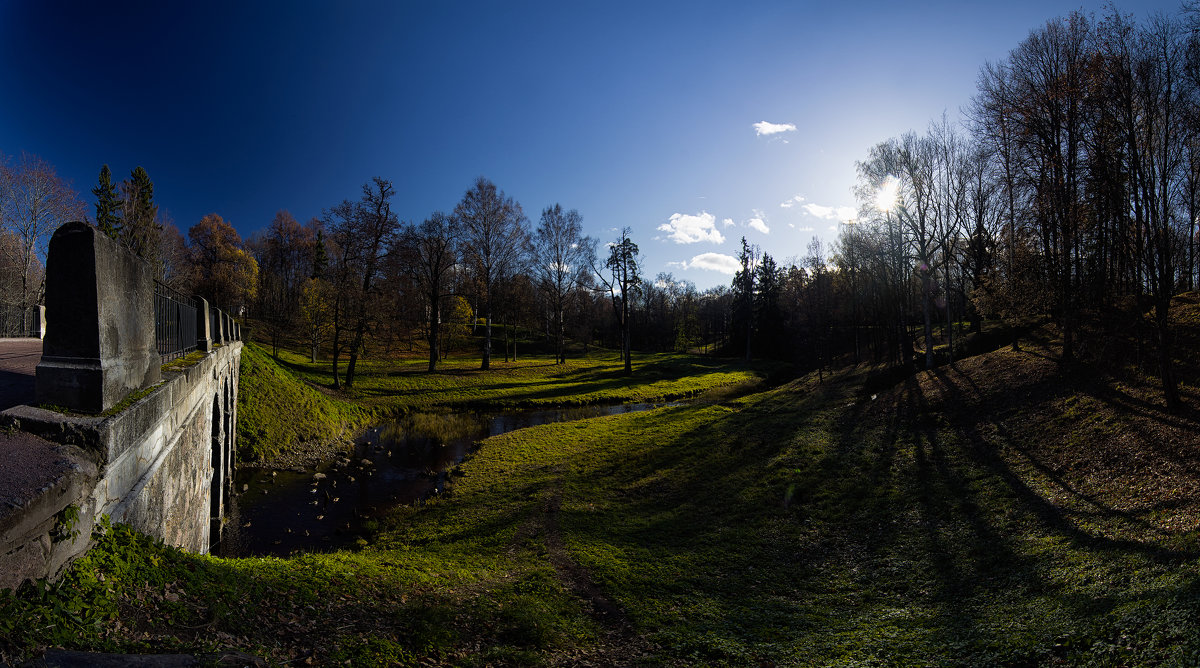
[754,253,782,357]
[91,164,122,240]
[120,166,162,259]
[732,237,759,361]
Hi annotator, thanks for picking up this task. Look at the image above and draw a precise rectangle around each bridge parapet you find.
[35,222,161,414]
[0,221,244,591]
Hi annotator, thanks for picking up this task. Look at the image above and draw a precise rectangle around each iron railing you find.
[154,281,198,362]
[0,304,42,338]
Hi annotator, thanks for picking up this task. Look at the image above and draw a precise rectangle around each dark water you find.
[218,402,677,557]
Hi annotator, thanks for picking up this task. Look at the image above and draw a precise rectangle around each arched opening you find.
[224,377,234,499]
[209,394,223,551]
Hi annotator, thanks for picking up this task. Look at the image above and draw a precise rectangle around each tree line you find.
[10,6,1196,404]
[773,7,1200,409]
[248,176,669,387]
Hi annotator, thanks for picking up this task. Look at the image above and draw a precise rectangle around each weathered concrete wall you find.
[0,342,241,589]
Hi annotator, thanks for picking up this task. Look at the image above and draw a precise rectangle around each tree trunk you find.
[482,298,492,370]
[331,321,342,389]
[556,305,565,365]
[1157,300,1180,411]
[922,273,934,370]
[427,292,440,372]
[621,300,632,375]
[345,315,367,387]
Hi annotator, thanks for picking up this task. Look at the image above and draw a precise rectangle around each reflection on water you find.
[219,402,677,557]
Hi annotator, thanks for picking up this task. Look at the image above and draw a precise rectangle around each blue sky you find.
[0,0,1182,289]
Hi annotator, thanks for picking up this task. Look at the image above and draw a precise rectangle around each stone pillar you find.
[211,308,223,344]
[34,305,46,340]
[195,297,212,353]
[35,222,161,413]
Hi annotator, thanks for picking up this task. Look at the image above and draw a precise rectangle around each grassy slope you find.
[236,342,377,461]
[237,342,770,461]
[10,304,1200,664]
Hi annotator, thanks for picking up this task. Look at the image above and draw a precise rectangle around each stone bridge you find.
[0,222,243,590]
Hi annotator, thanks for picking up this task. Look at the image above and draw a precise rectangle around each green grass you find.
[271,345,773,410]
[10,337,1200,664]
[236,342,377,462]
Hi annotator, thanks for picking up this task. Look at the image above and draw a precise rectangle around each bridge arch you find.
[210,393,223,550]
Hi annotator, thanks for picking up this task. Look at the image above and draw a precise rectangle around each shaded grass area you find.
[9,318,1200,664]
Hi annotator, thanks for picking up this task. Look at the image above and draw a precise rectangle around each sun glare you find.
[875,178,899,213]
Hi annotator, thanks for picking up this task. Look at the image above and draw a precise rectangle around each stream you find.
[218,402,678,557]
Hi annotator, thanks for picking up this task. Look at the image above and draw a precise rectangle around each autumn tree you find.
[189,213,258,311]
[299,276,333,363]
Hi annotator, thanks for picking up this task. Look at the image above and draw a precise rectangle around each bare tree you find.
[396,211,459,371]
[0,152,86,309]
[534,204,587,364]
[586,227,641,375]
[454,177,528,370]
[343,178,399,387]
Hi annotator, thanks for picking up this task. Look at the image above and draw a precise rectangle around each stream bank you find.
[219,402,679,557]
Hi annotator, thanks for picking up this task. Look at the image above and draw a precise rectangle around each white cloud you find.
[658,212,726,244]
[780,195,806,209]
[802,203,857,222]
[722,217,735,228]
[753,121,797,136]
[679,252,741,274]
[746,209,769,234]
[797,226,814,232]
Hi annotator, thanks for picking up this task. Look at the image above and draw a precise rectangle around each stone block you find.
[35,222,161,413]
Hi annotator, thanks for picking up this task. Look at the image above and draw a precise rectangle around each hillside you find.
[5,301,1200,665]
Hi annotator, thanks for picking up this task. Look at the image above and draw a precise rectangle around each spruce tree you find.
[122,166,161,258]
[91,165,122,240]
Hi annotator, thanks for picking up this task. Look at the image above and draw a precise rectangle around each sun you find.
[875,177,899,213]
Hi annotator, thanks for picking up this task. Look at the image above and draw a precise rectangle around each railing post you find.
[212,308,224,344]
[35,222,161,413]
[195,297,212,352]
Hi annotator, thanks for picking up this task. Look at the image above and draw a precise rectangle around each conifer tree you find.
[91,164,122,240]
[120,166,161,258]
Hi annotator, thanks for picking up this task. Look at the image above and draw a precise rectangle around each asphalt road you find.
[0,338,41,411]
